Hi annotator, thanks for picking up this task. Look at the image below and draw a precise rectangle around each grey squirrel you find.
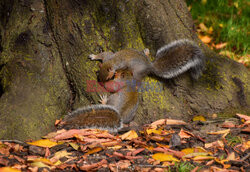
[60,39,206,132]
[59,70,139,132]
[89,39,206,83]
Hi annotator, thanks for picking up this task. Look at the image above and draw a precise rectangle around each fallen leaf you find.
[207,129,230,138]
[117,160,131,169]
[69,142,79,150]
[150,119,187,128]
[184,152,212,159]
[0,167,21,172]
[146,128,162,135]
[50,150,72,162]
[181,147,207,155]
[27,139,59,148]
[199,35,212,44]
[30,161,51,168]
[79,159,107,171]
[150,119,166,128]
[227,152,236,161]
[120,130,138,140]
[214,42,227,49]
[214,158,231,169]
[152,153,180,162]
[85,147,102,156]
[199,23,208,32]
[236,113,250,121]
[27,157,54,166]
[205,140,224,149]
[193,115,206,122]
[241,125,250,133]
[221,121,236,128]
[219,50,236,58]
[179,129,194,139]
[208,129,230,135]
[193,155,215,161]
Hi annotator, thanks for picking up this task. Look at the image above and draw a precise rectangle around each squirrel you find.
[59,39,205,132]
[59,69,139,132]
[89,39,206,83]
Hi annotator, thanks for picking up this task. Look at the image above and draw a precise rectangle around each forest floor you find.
[0,114,249,171]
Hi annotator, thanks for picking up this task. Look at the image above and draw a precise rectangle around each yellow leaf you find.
[0,167,21,172]
[215,158,231,169]
[27,139,59,148]
[146,128,162,135]
[53,160,62,166]
[107,145,122,150]
[181,147,207,155]
[152,153,180,162]
[85,147,103,156]
[120,130,138,140]
[201,0,207,5]
[208,26,213,34]
[27,157,54,165]
[145,145,154,151]
[52,150,72,160]
[69,142,79,150]
[30,161,51,168]
[233,2,239,8]
[199,23,208,32]
[193,115,206,122]
[219,23,224,28]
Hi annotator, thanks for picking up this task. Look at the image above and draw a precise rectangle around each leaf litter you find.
[0,113,249,171]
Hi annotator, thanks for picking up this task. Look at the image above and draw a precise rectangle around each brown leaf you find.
[79,159,107,171]
[205,140,224,149]
[236,113,250,121]
[131,148,145,156]
[0,157,9,166]
[116,160,131,169]
[214,42,227,49]
[241,125,250,133]
[179,129,194,139]
[221,121,236,128]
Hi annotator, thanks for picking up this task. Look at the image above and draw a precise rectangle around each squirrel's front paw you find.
[88,54,97,60]
[99,94,108,105]
[107,68,115,80]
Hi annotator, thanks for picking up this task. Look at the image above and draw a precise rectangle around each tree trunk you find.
[0,0,249,140]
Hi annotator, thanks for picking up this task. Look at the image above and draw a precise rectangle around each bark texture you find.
[0,0,249,140]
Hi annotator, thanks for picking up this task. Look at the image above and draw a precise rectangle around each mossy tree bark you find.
[0,0,249,140]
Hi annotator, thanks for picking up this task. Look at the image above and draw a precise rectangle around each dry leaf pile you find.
[0,113,249,171]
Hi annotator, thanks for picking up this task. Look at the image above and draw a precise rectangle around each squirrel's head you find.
[98,63,113,83]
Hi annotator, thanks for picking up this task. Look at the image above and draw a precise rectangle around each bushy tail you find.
[59,104,122,132]
[152,39,206,80]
